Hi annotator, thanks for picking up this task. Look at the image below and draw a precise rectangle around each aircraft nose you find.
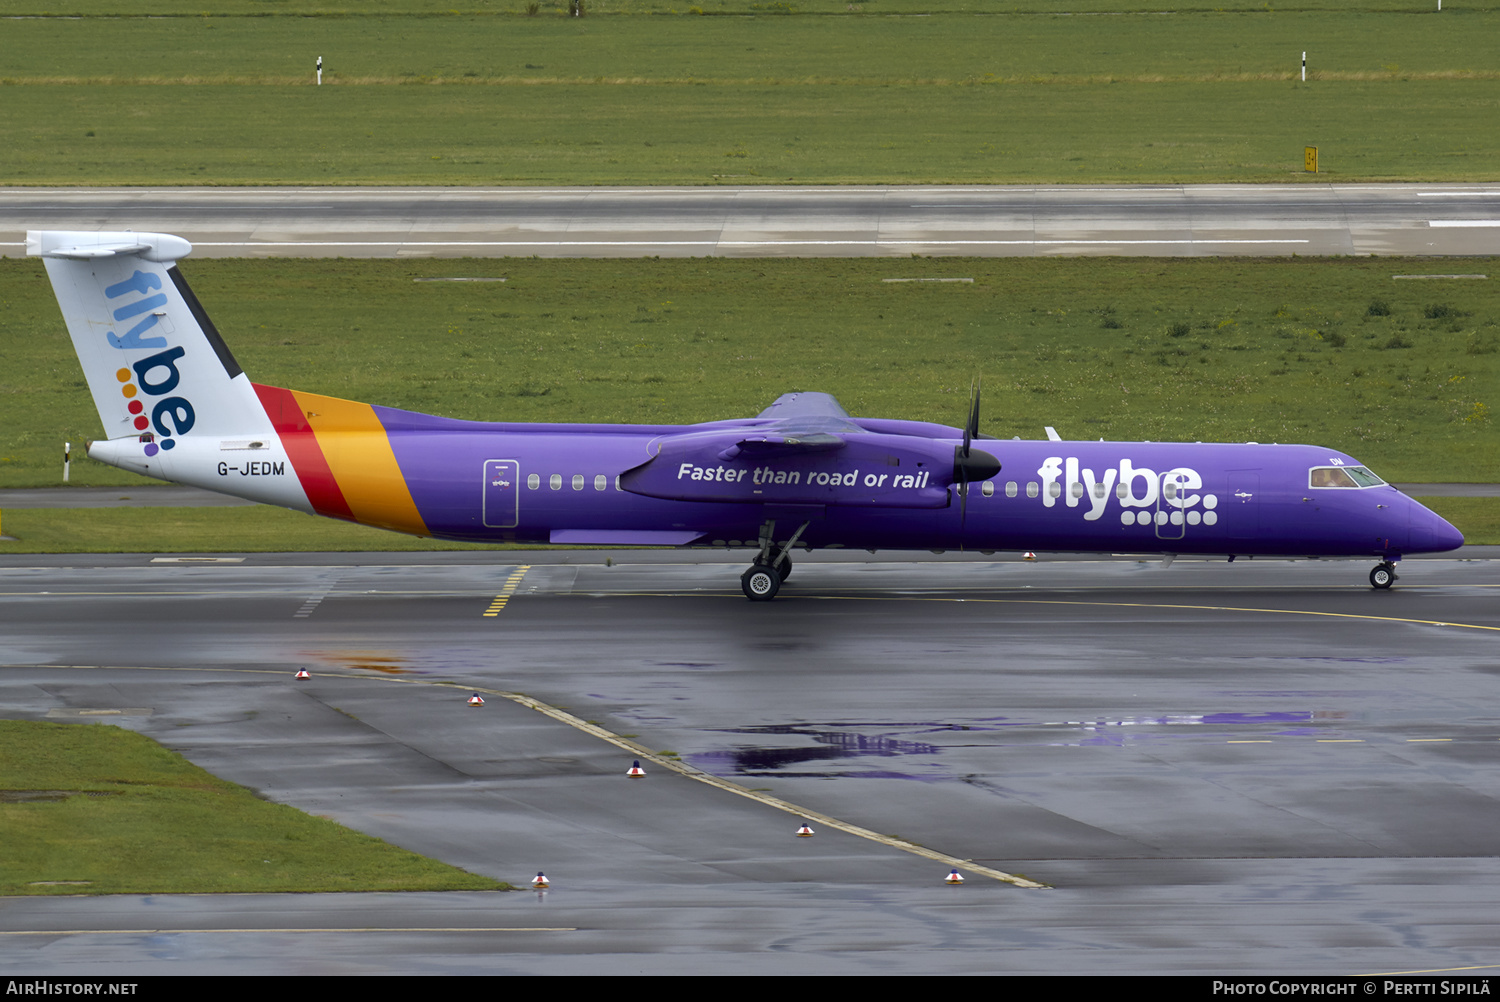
[1409,501,1464,553]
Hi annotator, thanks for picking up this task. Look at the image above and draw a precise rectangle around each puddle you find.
[693,724,942,777]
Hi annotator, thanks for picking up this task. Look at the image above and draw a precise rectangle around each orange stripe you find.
[288,390,429,537]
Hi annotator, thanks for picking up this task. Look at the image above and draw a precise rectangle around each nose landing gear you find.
[1369,561,1398,589]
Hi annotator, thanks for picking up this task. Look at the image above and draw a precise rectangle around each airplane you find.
[30,229,1464,600]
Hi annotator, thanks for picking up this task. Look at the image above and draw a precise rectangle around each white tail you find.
[31,230,308,509]
[30,230,277,468]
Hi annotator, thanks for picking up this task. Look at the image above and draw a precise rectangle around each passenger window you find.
[572,474,584,491]
[1069,482,1084,499]
[550,474,562,490]
[527,473,539,490]
[982,481,994,497]
[1027,482,1040,498]
[595,475,606,491]
[1048,482,1061,499]
[1116,484,1127,499]
[1093,482,1106,499]
[1005,481,1018,498]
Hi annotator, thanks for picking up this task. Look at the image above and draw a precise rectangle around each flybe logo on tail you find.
[105,271,194,457]
[115,350,195,456]
[105,271,170,350]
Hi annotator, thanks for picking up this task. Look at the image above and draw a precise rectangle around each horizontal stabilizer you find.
[27,230,193,263]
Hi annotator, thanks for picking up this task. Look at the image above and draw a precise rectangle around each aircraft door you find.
[1226,470,1259,539]
[1154,471,1189,540]
[482,459,520,529]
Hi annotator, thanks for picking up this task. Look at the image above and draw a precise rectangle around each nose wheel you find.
[1369,561,1398,589]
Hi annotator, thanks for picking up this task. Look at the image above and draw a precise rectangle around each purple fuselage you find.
[376,407,1462,559]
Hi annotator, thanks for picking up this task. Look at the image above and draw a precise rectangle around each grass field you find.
[4,254,1496,488]
[0,720,505,895]
[1,5,1496,184]
[7,1,1495,13]
[1415,497,1500,544]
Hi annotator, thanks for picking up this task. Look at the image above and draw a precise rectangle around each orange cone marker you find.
[796,823,815,837]
[945,869,964,885]
[627,760,646,778]
[294,669,310,680]
[467,693,485,706]
[532,872,549,889]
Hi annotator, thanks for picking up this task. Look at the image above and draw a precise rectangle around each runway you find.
[3,552,1499,974]
[3,184,1500,258]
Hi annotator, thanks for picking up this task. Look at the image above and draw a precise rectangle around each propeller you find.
[953,380,1001,531]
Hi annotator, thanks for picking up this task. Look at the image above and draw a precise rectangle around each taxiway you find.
[2,552,1499,974]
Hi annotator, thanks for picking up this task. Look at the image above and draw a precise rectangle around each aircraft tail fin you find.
[29,230,276,465]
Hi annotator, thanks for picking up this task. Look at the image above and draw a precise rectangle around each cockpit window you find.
[1309,466,1386,489]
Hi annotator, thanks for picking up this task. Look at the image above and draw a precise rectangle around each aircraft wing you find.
[756,391,852,421]
[759,391,970,441]
[620,428,956,509]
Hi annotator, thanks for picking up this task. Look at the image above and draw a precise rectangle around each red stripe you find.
[253,383,356,522]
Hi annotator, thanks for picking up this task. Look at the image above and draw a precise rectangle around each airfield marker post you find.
[316,56,322,86]
[63,442,70,483]
[1301,52,1306,82]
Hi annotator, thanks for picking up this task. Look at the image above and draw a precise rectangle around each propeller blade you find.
[961,380,975,457]
[966,379,982,446]
[955,379,993,541]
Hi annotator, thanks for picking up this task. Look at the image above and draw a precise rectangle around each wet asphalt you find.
[2,553,1499,974]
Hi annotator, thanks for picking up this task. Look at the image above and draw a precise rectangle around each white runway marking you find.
[0,926,577,935]
[185,238,1312,249]
[1392,273,1487,280]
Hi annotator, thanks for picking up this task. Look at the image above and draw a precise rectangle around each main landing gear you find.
[741,520,810,601]
[1369,561,1398,590]
[741,563,780,601]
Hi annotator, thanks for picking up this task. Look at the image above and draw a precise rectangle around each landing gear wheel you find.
[1370,562,1397,590]
[741,565,781,602]
[770,557,791,581]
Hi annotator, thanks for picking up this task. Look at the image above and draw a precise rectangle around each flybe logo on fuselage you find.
[1037,457,1221,527]
[105,270,194,458]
